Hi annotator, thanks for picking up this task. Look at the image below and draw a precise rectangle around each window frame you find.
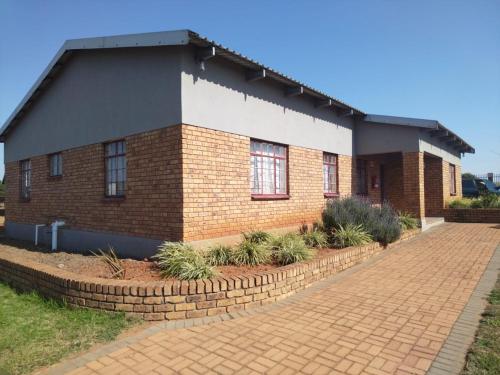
[104,140,127,198]
[48,152,63,177]
[250,139,289,200]
[19,159,31,201]
[323,152,339,197]
[449,164,456,196]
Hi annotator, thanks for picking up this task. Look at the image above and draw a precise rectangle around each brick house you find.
[0,30,474,257]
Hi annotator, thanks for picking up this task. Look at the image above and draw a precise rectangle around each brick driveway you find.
[49,223,500,375]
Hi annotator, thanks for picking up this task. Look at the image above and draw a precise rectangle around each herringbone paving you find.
[42,223,500,374]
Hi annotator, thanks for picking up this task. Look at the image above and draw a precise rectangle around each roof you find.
[0,29,363,141]
[0,30,474,154]
[364,114,474,154]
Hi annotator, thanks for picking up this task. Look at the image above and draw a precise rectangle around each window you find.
[20,159,31,200]
[323,153,338,195]
[449,164,456,195]
[356,159,368,195]
[105,141,126,197]
[49,153,63,177]
[250,140,287,197]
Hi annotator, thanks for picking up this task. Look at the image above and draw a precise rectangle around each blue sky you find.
[1,0,499,178]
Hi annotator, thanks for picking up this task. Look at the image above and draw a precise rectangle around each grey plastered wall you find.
[418,129,461,165]
[355,120,462,166]
[5,221,162,258]
[354,121,420,155]
[180,47,354,156]
[5,47,183,162]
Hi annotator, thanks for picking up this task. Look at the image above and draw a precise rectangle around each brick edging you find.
[443,208,500,224]
[427,244,500,375]
[0,229,420,321]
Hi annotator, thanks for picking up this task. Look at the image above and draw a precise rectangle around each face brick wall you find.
[424,155,444,217]
[5,122,461,244]
[455,163,462,198]
[5,126,184,241]
[402,152,425,218]
[5,124,353,244]
[443,162,463,206]
[365,159,381,204]
[360,153,404,210]
[384,155,405,211]
[181,125,352,241]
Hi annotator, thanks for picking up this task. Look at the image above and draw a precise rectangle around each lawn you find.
[462,275,500,374]
[0,282,138,375]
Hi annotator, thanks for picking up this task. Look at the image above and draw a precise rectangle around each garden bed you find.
[0,233,416,282]
[0,229,420,321]
[0,242,283,281]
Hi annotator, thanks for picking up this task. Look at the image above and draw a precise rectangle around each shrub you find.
[398,212,419,231]
[322,196,373,234]
[481,193,500,208]
[232,240,271,266]
[302,230,329,248]
[205,245,233,266]
[153,242,216,280]
[242,230,271,244]
[449,198,472,208]
[312,220,325,232]
[332,224,372,248]
[470,199,483,209]
[91,247,125,279]
[298,223,309,235]
[448,195,500,209]
[371,204,402,244]
[322,197,401,244]
[176,257,217,280]
[269,233,314,265]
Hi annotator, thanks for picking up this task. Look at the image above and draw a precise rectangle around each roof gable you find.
[0,29,474,154]
[0,29,362,140]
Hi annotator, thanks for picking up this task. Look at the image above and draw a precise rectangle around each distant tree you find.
[462,172,475,180]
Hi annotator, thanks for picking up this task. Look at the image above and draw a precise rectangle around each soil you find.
[0,238,341,282]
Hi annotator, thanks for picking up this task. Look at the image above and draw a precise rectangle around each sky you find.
[0,0,499,178]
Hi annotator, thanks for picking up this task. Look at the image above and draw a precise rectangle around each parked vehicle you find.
[462,178,500,198]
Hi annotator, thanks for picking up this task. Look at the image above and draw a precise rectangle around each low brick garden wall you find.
[0,230,419,321]
[443,209,500,224]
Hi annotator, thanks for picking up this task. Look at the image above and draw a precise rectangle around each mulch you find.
[0,238,341,282]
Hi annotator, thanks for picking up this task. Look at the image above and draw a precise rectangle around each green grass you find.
[462,275,500,374]
[0,283,138,375]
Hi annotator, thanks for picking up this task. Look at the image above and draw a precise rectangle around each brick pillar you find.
[455,164,462,198]
[424,155,444,216]
[443,161,463,206]
[403,152,425,218]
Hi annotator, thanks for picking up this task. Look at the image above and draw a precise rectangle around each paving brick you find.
[30,224,500,375]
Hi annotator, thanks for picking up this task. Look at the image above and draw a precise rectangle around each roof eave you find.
[0,29,365,141]
[187,30,365,115]
[363,114,474,154]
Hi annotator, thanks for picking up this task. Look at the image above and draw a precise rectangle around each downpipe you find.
[51,220,66,251]
[34,224,45,246]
